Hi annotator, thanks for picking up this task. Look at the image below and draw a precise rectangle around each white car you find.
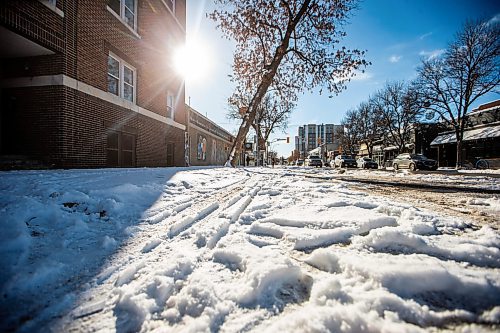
[305,155,323,167]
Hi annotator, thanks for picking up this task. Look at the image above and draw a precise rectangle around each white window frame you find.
[166,92,175,119]
[107,0,138,33]
[108,52,136,104]
[38,0,64,17]
[161,0,175,14]
[107,54,120,96]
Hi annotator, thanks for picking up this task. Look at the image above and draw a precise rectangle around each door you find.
[106,130,136,167]
[166,142,175,166]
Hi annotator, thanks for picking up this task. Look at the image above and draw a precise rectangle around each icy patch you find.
[353,201,379,209]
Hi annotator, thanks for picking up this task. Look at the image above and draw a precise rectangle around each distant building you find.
[186,105,234,166]
[431,100,500,167]
[362,123,445,168]
[0,0,186,169]
[295,123,343,159]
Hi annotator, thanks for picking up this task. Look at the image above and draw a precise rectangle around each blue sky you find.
[185,0,500,157]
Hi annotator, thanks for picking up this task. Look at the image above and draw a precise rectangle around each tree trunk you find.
[367,142,373,158]
[455,139,463,169]
[225,85,270,167]
[225,1,311,167]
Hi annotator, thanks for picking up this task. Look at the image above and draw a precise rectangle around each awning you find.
[383,143,414,151]
[430,124,500,146]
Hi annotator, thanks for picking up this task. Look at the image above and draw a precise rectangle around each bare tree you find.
[417,18,500,168]
[210,0,369,166]
[227,90,292,147]
[338,109,361,156]
[374,81,426,154]
[354,98,382,158]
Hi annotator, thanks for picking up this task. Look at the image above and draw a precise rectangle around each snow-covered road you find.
[1,167,499,332]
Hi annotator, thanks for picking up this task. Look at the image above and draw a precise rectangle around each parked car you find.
[305,155,323,167]
[392,153,437,171]
[357,157,378,169]
[296,159,304,166]
[334,155,357,168]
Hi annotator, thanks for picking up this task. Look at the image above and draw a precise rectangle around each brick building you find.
[0,0,186,169]
[431,100,500,167]
[186,105,234,166]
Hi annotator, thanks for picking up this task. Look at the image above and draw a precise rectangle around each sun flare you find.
[173,38,212,83]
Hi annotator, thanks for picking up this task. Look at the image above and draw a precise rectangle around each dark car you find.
[392,153,438,171]
[296,159,304,166]
[357,157,378,169]
[334,155,357,168]
[305,155,323,167]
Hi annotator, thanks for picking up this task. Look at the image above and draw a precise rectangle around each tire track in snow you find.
[202,181,263,249]
[165,178,253,238]
[152,174,275,331]
[61,173,255,331]
[168,202,220,237]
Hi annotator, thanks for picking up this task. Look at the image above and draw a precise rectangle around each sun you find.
[173,37,211,83]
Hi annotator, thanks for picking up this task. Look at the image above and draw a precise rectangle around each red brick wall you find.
[0,0,69,77]
[1,86,65,164]
[1,54,65,78]
[61,88,185,168]
[76,0,186,122]
[73,0,187,167]
[0,0,66,53]
[1,0,187,168]
[2,85,185,168]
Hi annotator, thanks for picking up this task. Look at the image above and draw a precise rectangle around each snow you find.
[0,166,499,332]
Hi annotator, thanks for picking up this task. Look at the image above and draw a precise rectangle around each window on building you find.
[107,55,120,96]
[108,0,136,30]
[107,53,136,103]
[164,0,175,13]
[106,130,136,167]
[123,65,134,102]
[166,92,174,119]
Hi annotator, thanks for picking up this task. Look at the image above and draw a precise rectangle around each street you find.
[0,166,499,332]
